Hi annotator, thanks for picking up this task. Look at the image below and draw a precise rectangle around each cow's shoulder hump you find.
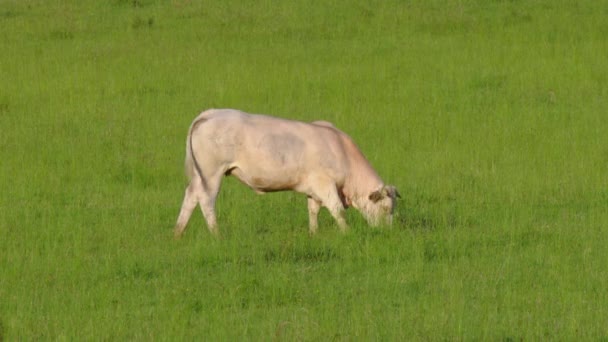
[310,120,336,129]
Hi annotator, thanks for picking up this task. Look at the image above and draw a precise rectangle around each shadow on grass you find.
[264,244,339,264]
[116,262,159,281]
[394,190,478,231]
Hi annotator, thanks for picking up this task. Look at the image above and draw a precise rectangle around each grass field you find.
[1,0,607,339]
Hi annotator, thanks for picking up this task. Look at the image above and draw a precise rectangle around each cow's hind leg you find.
[197,171,223,236]
[174,177,203,239]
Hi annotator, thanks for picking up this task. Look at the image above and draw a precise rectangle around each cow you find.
[174,109,400,237]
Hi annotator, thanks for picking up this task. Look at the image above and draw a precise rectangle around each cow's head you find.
[363,185,400,226]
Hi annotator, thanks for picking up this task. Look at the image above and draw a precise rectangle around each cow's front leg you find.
[307,197,321,235]
[328,204,348,233]
[310,178,349,233]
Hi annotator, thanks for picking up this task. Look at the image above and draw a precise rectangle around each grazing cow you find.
[174,109,399,237]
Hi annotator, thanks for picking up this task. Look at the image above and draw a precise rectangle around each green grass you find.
[1,0,608,339]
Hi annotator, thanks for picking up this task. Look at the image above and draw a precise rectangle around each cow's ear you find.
[369,189,383,203]
[384,185,401,199]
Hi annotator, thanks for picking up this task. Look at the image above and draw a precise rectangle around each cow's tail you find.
[186,117,207,187]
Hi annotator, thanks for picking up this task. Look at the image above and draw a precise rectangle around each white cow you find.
[174,109,399,237]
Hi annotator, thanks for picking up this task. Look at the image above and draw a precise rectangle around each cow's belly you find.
[228,165,302,193]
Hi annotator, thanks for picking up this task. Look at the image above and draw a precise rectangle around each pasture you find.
[1,0,607,339]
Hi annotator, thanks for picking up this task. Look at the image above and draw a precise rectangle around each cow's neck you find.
[341,143,384,209]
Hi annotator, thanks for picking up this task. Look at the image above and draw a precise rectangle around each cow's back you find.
[190,109,351,191]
